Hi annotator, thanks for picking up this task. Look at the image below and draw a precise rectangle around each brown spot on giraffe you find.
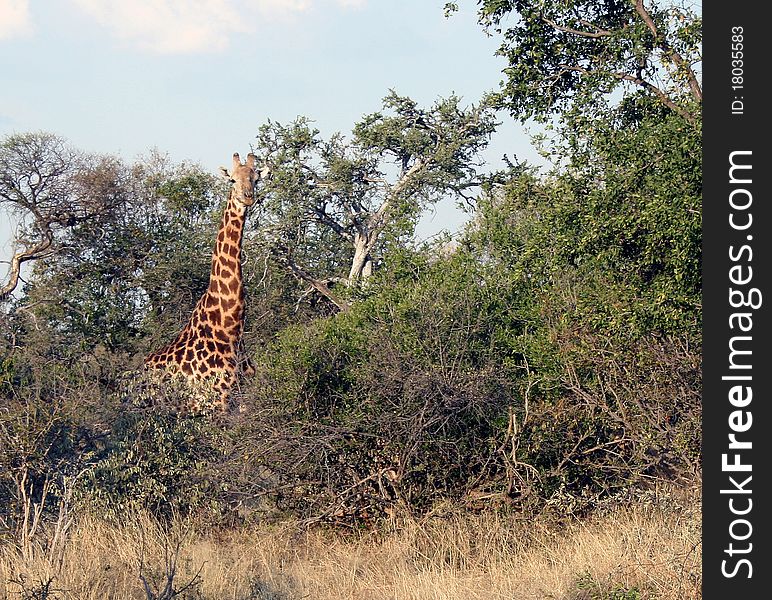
[144,152,270,415]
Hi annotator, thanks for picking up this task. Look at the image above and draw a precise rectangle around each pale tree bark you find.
[254,93,497,311]
[1,132,117,303]
[0,231,55,302]
[346,159,427,286]
[348,232,373,284]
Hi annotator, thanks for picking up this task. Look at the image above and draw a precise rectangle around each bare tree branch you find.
[556,63,697,125]
[0,231,55,301]
[275,250,351,312]
[633,0,702,102]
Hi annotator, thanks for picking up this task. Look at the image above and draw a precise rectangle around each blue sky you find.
[1,0,542,264]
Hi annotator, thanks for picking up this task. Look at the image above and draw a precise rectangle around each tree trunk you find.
[348,232,373,285]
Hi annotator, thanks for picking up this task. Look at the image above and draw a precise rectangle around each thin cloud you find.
[68,0,365,54]
[335,0,366,8]
[256,0,311,13]
[0,0,33,40]
[71,0,255,54]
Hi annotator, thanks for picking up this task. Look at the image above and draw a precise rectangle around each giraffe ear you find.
[218,166,231,179]
[246,153,257,169]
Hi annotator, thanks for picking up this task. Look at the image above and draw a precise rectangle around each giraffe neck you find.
[143,162,258,415]
[207,191,247,306]
[143,189,250,408]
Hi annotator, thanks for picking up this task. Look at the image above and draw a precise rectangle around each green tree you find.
[448,0,701,125]
[252,91,498,310]
[460,95,702,501]
[15,152,225,357]
[0,133,120,301]
[483,97,701,336]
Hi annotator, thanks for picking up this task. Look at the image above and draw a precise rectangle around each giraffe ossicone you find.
[143,151,264,415]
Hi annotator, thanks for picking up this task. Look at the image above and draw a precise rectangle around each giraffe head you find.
[220,152,269,208]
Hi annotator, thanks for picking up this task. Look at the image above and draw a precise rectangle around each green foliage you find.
[85,404,229,520]
[476,96,701,338]
[251,91,498,306]
[575,571,643,600]
[454,0,701,125]
[241,252,519,522]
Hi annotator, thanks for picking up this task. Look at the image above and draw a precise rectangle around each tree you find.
[447,0,701,125]
[474,95,701,336]
[16,151,228,355]
[0,133,120,301]
[251,91,498,311]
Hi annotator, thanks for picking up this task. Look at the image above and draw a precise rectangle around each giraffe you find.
[143,152,267,415]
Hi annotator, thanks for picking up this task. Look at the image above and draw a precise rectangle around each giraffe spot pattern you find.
[143,152,260,415]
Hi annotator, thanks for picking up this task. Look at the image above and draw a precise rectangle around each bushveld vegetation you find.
[1,1,701,598]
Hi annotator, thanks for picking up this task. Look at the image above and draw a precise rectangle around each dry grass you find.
[0,483,700,600]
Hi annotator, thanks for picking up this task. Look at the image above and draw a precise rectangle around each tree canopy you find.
[251,91,498,310]
[0,133,119,301]
[447,0,701,125]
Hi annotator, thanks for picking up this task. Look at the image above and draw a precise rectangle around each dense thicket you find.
[230,93,701,523]
[1,0,700,532]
